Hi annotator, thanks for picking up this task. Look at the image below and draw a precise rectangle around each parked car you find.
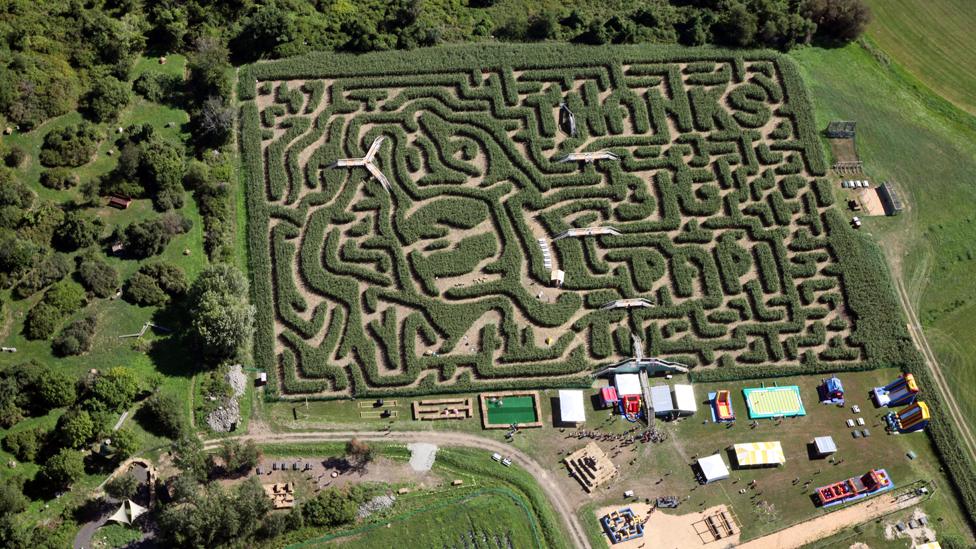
[491,452,502,462]
[501,457,513,467]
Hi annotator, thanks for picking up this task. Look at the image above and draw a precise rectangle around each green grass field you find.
[865,0,976,115]
[790,42,976,428]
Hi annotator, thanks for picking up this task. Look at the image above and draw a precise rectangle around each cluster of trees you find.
[99,123,186,210]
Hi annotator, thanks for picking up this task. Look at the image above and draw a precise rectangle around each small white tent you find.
[672,384,697,415]
[558,390,586,424]
[697,454,730,484]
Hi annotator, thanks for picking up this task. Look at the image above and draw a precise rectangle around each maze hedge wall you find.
[239,44,909,400]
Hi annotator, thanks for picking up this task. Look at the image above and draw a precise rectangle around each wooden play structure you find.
[694,509,739,542]
[564,442,616,493]
[263,482,296,509]
[412,398,473,420]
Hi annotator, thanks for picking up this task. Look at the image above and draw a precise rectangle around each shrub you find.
[3,426,46,462]
[57,409,95,448]
[41,448,85,489]
[124,262,188,306]
[25,302,61,340]
[4,145,26,168]
[140,392,185,438]
[53,314,98,357]
[39,122,101,167]
[133,71,183,103]
[88,367,139,412]
[40,168,80,190]
[78,258,119,298]
[55,210,104,251]
[36,367,77,408]
[81,74,131,123]
[122,212,193,258]
[12,252,72,299]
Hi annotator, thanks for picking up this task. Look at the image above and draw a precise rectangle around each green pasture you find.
[865,0,976,115]
[791,42,976,425]
[310,490,539,548]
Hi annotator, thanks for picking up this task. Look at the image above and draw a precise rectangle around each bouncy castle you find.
[872,373,919,408]
[885,401,930,434]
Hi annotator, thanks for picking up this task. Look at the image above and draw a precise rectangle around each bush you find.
[88,367,139,412]
[25,302,61,340]
[12,252,72,299]
[39,122,101,167]
[44,280,86,314]
[81,74,131,123]
[53,314,98,357]
[78,258,119,298]
[104,472,139,500]
[41,448,85,489]
[37,367,77,408]
[4,145,26,168]
[123,262,188,306]
[301,488,356,527]
[57,409,95,448]
[133,71,182,103]
[40,168,80,190]
[3,426,46,462]
[122,212,193,258]
[140,392,185,438]
[55,210,104,251]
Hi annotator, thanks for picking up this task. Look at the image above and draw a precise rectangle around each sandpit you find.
[595,503,739,548]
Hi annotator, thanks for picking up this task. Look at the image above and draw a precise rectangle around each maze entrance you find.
[240,45,866,399]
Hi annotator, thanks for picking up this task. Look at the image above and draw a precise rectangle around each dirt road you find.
[739,491,923,549]
[891,273,976,464]
[204,430,592,549]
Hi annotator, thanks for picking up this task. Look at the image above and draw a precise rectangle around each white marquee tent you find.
[697,454,730,484]
[558,390,586,424]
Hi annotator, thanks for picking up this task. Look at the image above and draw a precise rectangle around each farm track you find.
[891,271,976,464]
[204,430,592,549]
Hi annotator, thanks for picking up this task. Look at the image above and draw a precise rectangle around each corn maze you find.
[239,45,872,399]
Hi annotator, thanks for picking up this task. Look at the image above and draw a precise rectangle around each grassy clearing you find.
[791,42,976,435]
[246,443,566,549]
[309,490,539,548]
[864,0,976,115]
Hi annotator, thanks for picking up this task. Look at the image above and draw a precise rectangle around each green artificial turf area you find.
[791,41,976,450]
[864,0,976,115]
[485,395,539,425]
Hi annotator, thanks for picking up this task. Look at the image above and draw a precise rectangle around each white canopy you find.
[651,385,673,415]
[558,390,586,423]
[698,454,730,483]
[615,374,641,396]
[733,441,785,466]
[814,436,837,455]
[672,384,697,414]
[108,499,148,526]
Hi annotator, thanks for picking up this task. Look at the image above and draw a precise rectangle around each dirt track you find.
[739,491,923,549]
[204,430,592,549]
[891,270,976,465]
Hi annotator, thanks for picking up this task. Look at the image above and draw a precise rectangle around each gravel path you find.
[204,431,592,549]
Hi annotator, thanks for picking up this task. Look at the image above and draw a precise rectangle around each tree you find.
[89,367,139,411]
[234,6,295,62]
[43,281,86,314]
[804,0,871,41]
[345,438,374,472]
[42,448,85,489]
[219,439,261,474]
[140,392,185,439]
[715,2,759,47]
[190,291,255,362]
[12,253,72,299]
[3,426,46,462]
[37,367,77,408]
[55,210,104,251]
[140,137,185,210]
[189,263,248,301]
[0,53,80,129]
[4,145,27,168]
[58,409,95,448]
[0,482,27,517]
[78,258,119,298]
[188,36,232,101]
[111,427,140,461]
[198,96,235,144]
[302,488,356,527]
[25,302,61,340]
[123,272,169,306]
[122,213,192,258]
[104,472,139,500]
[171,435,208,481]
[133,71,182,103]
[82,74,131,123]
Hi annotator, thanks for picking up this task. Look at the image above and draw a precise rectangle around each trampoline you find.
[743,386,806,419]
[485,395,538,424]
